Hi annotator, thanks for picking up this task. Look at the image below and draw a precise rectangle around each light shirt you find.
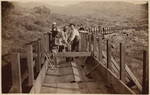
[55,31,67,45]
[69,28,80,41]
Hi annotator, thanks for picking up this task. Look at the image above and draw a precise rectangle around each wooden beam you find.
[142,50,149,94]
[27,45,34,86]
[21,69,29,83]
[120,43,126,82]
[35,41,41,73]
[11,54,22,93]
[86,57,134,94]
[79,30,89,33]
[79,33,82,51]
[71,62,82,82]
[56,52,91,57]
[102,51,142,92]
[20,53,37,58]
[107,40,112,70]
[30,59,49,93]
[93,34,97,52]
[98,36,102,62]
[89,34,92,52]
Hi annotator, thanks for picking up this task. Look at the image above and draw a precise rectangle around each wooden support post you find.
[82,33,85,51]
[107,40,112,70]
[98,36,102,62]
[48,33,51,51]
[93,34,97,54]
[11,54,22,93]
[79,33,82,52]
[27,45,34,86]
[35,41,41,73]
[89,33,92,52]
[120,43,125,82]
[142,50,149,94]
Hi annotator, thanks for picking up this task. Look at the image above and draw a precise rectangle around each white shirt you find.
[69,28,80,41]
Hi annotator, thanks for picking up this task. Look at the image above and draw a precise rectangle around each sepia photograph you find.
[1,0,149,94]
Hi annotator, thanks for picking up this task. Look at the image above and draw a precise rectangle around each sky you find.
[18,0,148,6]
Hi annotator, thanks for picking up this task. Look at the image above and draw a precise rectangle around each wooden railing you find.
[78,29,148,93]
[9,33,49,93]
[9,26,148,93]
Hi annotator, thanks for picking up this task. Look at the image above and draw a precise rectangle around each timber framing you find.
[85,57,135,94]
[56,52,91,57]
[30,59,49,93]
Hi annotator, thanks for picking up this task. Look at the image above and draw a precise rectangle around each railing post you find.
[89,33,92,52]
[93,34,97,57]
[142,50,149,94]
[27,45,34,86]
[107,40,112,70]
[48,33,52,51]
[35,41,41,73]
[98,36,102,62]
[11,53,22,93]
[79,33,81,51]
[120,43,125,82]
[82,33,85,51]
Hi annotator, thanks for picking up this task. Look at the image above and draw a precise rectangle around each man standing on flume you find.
[68,23,80,52]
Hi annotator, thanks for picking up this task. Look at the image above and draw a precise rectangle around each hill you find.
[2,1,148,93]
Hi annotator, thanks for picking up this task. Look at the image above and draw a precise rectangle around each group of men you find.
[50,22,82,53]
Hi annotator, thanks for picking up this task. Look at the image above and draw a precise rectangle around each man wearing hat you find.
[68,23,80,52]
[51,22,58,39]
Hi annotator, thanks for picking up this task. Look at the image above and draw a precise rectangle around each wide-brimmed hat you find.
[69,23,75,26]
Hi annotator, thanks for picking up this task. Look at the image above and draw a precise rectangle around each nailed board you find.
[102,51,142,92]
[85,57,135,94]
[56,52,91,57]
[30,59,48,93]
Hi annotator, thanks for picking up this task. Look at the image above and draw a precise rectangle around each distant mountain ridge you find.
[13,1,148,24]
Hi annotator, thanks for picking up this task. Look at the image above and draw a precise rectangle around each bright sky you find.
[18,0,148,6]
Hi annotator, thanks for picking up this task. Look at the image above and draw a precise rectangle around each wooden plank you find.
[21,69,28,83]
[82,33,85,51]
[142,50,149,94]
[11,59,35,91]
[86,57,134,94]
[77,82,90,93]
[59,62,74,83]
[125,65,142,92]
[35,41,41,73]
[102,51,142,92]
[56,83,73,93]
[93,34,96,52]
[79,30,89,33]
[98,36,102,62]
[30,59,49,93]
[10,54,22,93]
[56,52,91,57]
[71,62,82,82]
[27,45,34,86]
[120,43,125,82]
[71,83,80,94]
[79,33,82,51]
[107,40,112,70]
[20,53,37,58]
[89,34,92,52]
[74,58,94,82]
[41,83,57,93]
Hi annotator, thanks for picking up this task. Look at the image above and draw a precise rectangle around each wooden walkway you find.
[40,58,114,94]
